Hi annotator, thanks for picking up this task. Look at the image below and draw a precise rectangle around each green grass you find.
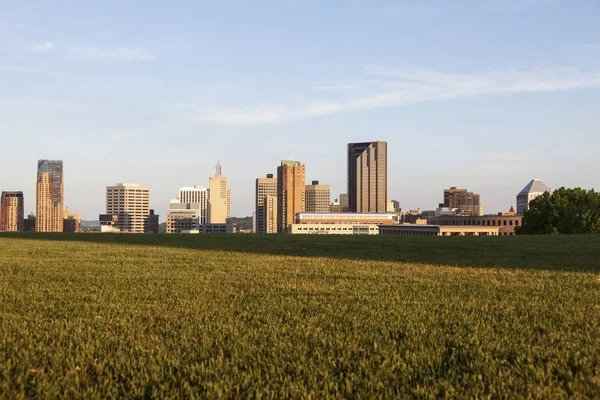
[1,234,599,398]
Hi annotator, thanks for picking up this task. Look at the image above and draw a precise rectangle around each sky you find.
[1,0,599,220]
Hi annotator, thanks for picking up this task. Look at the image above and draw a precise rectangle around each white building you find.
[167,186,208,233]
[516,179,551,215]
[106,183,150,233]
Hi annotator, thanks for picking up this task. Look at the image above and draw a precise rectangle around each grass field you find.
[1,233,599,398]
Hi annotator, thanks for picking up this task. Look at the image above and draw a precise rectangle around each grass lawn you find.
[1,233,599,398]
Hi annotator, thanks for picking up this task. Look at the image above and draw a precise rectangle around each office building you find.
[379,224,500,236]
[255,174,278,234]
[305,181,330,212]
[99,214,119,233]
[63,207,81,233]
[330,199,341,213]
[36,159,64,232]
[443,187,481,216]
[295,212,399,225]
[387,200,400,214]
[208,162,231,224]
[339,194,349,212]
[277,160,305,233]
[516,179,551,215]
[147,210,159,233]
[167,186,207,233]
[24,213,36,232]
[347,141,387,213]
[0,191,24,232]
[427,212,522,236]
[105,183,150,233]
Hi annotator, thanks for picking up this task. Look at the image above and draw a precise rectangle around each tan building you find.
[106,183,150,233]
[295,212,398,225]
[63,207,81,233]
[348,141,387,213]
[36,159,64,232]
[0,191,24,232]
[277,160,305,233]
[427,213,522,235]
[339,194,349,212]
[166,209,198,233]
[443,187,481,216]
[290,223,379,235]
[305,181,330,212]
[264,195,278,234]
[255,174,278,234]
[208,162,231,224]
[379,224,500,236]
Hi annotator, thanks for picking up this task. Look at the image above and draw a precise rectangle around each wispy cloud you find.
[0,64,82,79]
[183,65,600,127]
[30,41,54,52]
[72,47,155,61]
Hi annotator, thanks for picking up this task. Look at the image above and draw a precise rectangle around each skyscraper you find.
[0,191,24,232]
[256,174,278,234]
[443,187,481,216]
[305,181,331,212]
[106,183,150,233]
[277,160,305,233]
[347,141,387,213]
[36,159,64,232]
[339,193,349,212]
[208,162,231,224]
[516,179,551,215]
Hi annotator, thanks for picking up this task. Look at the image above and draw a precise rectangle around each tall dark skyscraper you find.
[347,141,387,213]
[36,159,64,232]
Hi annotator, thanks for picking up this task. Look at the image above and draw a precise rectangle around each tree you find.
[516,187,600,234]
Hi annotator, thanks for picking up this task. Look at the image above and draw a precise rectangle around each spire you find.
[215,161,222,177]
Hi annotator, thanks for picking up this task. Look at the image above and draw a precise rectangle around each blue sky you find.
[1,0,599,220]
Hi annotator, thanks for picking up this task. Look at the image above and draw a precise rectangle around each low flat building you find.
[290,223,379,235]
[427,213,522,235]
[295,212,399,226]
[203,223,235,234]
[99,214,119,233]
[166,209,198,233]
[379,224,500,236]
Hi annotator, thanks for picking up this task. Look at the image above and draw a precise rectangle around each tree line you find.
[517,187,600,234]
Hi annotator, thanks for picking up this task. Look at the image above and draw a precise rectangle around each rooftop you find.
[518,179,550,195]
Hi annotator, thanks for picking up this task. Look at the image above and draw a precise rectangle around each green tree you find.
[517,187,600,234]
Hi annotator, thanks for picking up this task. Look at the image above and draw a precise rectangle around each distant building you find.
[255,174,278,234]
[339,194,349,212]
[99,214,119,233]
[277,160,305,233]
[147,210,159,233]
[348,141,387,213]
[291,223,380,235]
[203,223,236,234]
[63,207,81,233]
[295,212,398,225]
[387,200,400,213]
[0,191,24,232]
[305,181,330,212]
[330,199,341,213]
[167,186,207,233]
[23,213,36,232]
[36,159,64,232]
[516,179,551,215]
[105,183,150,233]
[443,187,481,216]
[208,162,231,224]
[379,224,500,236]
[427,213,522,236]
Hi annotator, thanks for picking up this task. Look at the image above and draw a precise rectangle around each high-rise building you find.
[63,207,81,233]
[305,181,330,212]
[516,179,551,215]
[36,159,64,232]
[24,213,36,232]
[277,160,305,233]
[443,187,481,216]
[339,194,349,213]
[255,174,278,234]
[208,162,231,224]
[0,191,24,232]
[106,183,150,233]
[347,141,387,213]
[264,195,278,234]
[167,186,207,234]
[147,210,159,233]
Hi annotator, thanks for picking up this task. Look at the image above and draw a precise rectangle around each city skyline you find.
[2,1,600,219]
